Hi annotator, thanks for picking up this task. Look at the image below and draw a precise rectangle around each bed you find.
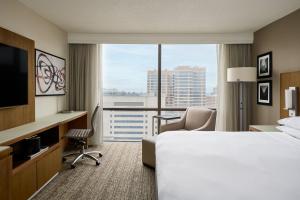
[156,131,300,200]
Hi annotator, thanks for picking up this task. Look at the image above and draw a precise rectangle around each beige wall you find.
[0,0,68,119]
[252,9,300,125]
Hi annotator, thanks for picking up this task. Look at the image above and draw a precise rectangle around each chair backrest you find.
[184,107,215,130]
[90,104,100,136]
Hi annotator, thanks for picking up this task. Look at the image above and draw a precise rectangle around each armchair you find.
[160,107,216,133]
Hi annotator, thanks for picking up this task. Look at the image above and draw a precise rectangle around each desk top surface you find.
[0,146,11,158]
[0,111,87,145]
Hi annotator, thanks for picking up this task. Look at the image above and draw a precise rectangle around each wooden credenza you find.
[0,111,87,200]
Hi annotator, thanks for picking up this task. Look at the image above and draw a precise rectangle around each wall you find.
[252,9,300,124]
[0,0,68,119]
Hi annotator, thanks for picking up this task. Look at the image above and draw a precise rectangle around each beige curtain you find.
[216,44,252,131]
[69,44,103,145]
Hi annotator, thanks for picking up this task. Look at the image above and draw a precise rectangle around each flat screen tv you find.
[0,43,28,108]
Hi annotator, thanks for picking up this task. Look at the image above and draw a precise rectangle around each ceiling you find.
[19,0,300,34]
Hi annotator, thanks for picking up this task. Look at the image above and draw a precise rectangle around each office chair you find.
[63,105,102,168]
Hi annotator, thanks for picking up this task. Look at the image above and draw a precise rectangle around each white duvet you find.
[156,131,300,200]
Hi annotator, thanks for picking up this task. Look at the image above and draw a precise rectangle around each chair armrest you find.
[191,111,216,131]
[160,120,185,133]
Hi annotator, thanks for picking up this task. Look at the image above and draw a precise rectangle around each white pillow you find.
[277,117,300,130]
[276,126,300,139]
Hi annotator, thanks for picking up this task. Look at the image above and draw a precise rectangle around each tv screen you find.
[0,43,28,108]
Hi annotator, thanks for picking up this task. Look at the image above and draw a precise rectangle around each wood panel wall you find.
[280,71,300,118]
[0,27,35,131]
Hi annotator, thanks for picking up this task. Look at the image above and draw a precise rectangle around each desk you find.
[0,111,87,200]
[152,115,180,136]
[0,111,87,145]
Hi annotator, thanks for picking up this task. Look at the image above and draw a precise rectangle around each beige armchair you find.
[160,107,216,133]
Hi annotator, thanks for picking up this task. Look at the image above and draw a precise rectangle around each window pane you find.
[103,110,158,141]
[103,44,158,141]
[103,44,158,108]
[160,44,217,108]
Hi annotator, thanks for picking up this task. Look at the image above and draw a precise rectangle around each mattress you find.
[156,131,300,200]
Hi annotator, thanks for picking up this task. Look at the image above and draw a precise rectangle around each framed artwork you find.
[257,52,272,78]
[35,49,66,96]
[257,80,272,106]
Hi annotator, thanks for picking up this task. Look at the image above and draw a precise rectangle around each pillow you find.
[276,126,300,139]
[277,117,300,130]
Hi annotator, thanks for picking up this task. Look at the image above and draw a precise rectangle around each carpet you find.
[32,142,156,200]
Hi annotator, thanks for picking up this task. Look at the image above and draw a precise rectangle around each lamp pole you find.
[237,80,242,131]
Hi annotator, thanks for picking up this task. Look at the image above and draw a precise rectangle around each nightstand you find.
[249,125,281,132]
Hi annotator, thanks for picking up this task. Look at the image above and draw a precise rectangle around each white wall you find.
[0,0,68,119]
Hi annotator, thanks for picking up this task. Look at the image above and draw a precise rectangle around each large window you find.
[103,44,217,141]
[161,45,217,108]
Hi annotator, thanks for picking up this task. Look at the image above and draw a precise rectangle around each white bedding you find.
[156,131,300,200]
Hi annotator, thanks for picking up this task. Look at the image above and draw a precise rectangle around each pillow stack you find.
[277,117,300,139]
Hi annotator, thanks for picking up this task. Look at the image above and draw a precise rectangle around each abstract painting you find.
[257,52,272,79]
[257,80,272,106]
[35,49,66,96]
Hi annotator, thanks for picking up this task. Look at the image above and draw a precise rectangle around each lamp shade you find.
[227,67,256,82]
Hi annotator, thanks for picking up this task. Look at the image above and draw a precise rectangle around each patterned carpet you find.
[32,142,156,200]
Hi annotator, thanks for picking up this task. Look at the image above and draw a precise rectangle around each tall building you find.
[206,87,217,108]
[147,69,173,106]
[147,66,206,108]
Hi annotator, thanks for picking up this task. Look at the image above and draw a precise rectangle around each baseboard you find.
[28,172,59,200]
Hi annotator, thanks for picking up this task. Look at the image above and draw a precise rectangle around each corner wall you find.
[252,9,300,124]
[0,0,68,119]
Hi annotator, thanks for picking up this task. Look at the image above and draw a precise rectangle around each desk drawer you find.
[36,146,61,189]
[0,155,12,200]
[12,161,37,200]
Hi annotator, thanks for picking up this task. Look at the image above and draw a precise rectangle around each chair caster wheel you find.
[96,161,100,166]
[71,164,76,169]
[62,157,66,162]
[99,153,103,158]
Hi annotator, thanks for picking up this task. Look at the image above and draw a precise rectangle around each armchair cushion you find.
[185,107,215,130]
[159,107,216,133]
[160,119,185,133]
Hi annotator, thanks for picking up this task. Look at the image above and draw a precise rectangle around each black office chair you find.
[63,105,102,168]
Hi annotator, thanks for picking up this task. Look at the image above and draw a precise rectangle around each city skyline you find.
[147,66,207,108]
[103,44,217,94]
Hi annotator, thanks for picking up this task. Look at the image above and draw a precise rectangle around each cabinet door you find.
[11,162,37,200]
[36,147,61,189]
[0,155,12,200]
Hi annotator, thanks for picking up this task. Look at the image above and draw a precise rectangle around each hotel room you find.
[0,0,300,200]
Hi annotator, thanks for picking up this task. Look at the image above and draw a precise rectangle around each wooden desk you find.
[0,111,87,200]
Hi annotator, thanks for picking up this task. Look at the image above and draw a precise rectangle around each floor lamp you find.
[227,67,256,131]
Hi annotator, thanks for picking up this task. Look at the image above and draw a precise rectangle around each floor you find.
[32,142,156,200]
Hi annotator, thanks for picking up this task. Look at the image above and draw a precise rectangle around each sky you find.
[103,44,218,94]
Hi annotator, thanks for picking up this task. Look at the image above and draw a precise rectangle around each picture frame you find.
[257,52,272,79]
[257,80,272,106]
[35,49,66,96]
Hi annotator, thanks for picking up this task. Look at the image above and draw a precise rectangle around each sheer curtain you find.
[216,44,252,131]
[69,44,103,145]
